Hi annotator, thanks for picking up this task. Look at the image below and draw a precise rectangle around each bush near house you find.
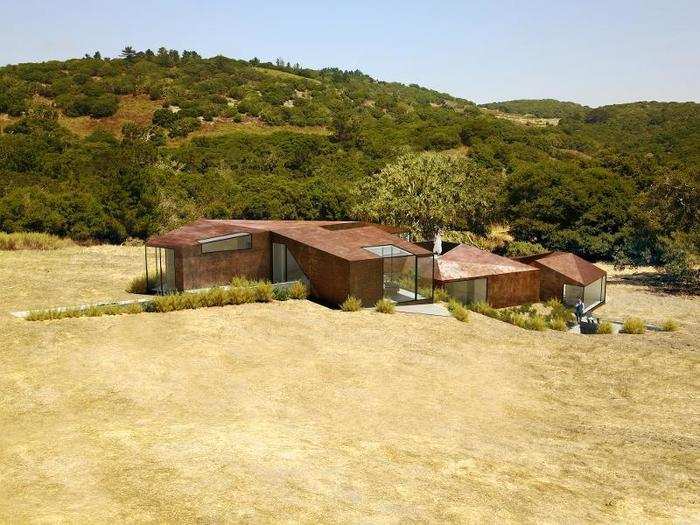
[450,302,470,322]
[596,321,614,334]
[375,298,395,314]
[621,317,645,334]
[27,279,302,321]
[340,296,363,311]
[126,273,158,294]
[287,281,309,299]
[433,288,450,303]
[662,319,679,332]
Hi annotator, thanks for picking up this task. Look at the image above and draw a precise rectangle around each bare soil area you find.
[0,247,697,522]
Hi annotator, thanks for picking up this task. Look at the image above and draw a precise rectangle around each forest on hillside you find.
[0,48,697,285]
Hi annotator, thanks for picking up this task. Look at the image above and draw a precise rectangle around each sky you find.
[1,0,698,107]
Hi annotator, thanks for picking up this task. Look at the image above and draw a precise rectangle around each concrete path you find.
[395,303,451,317]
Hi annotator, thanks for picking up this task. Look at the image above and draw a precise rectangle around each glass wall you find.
[365,245,433,303]
[445,278,487,304]
[145,246,176,293]
[272,242,309,285]
[564,276,606,311]
[199,233,251,253]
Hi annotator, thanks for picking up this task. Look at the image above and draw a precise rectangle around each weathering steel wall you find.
[272,232,383,306]
[179,230,271,290]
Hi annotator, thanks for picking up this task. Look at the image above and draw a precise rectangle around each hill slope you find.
[480,99,590,119]
[0,49,697,267]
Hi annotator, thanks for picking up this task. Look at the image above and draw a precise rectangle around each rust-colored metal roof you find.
[522,251,606,286]
[434,245,538,282]
[146,219,428,261]
[272,224,431,261]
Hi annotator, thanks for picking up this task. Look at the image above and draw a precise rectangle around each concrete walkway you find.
[395,303,451,317]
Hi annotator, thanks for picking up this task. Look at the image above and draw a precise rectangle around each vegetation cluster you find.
[1,48,697,287]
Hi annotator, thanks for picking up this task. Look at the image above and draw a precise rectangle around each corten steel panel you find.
[513,252,606,287]
[485,270,541,308]
[348,258,383,306]
[179,231,271,290]
[527,263,578,302]
[274,232,352,306]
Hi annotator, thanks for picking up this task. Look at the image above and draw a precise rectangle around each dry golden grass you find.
[166,118,329,146]
[480,107,560,127]
[0,247,698,522]
[57,95,163,138]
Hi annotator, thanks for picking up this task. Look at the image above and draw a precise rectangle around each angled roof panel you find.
[435,245,538,282]
[524,251,606,286]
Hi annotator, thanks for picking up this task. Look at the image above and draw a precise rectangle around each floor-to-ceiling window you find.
[272,243,309,285]
[364,245,433,303]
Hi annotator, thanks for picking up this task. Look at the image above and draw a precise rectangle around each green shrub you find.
[433,288,450,303]
[548,318,568,331]
[547,301,575,323]
[468,301,496,317]
[621,317,645,334]
[287,281,308,300]
[340,296,362,312]
[124,302,144,314]
[446,299,462,313]
[524,315,547,331]
[516,303,535,316]
[273,287,289,301]
[375,298,395,314]
[544,297,562,310]
[597,320,614,334]
[203,287,228,307]
[451,303,470,322]
[0,232,74,250]
[661,319,679,332]
[510,313,528,329]
[502,240,546,257]
[254,281,274,302]
[227,285,256,305]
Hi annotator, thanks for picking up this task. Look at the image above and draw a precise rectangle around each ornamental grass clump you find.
[273,287,289,301]
[621,317,645,334]
[596,320,614,334]
[375,298,395,314]
[662,319,679,332]
[450,303,470,323]
[254,281,274,302]
[468,301,496,317]
[340,296,362,311]
[548,318,568,331]
[433,288,450,303]
[524,315,547,331]
[287,281,308,300]
[126,273,158,294]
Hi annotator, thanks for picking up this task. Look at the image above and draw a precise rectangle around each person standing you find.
[575,298,585,323]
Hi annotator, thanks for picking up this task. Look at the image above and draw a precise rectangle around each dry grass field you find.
[0,246,698,522]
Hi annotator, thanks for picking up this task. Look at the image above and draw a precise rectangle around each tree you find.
[120,46,137,62]
[353,152,502,240]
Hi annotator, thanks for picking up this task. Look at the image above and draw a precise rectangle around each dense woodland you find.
[0,48,697,285]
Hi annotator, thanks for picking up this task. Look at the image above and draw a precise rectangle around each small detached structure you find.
[515,252,607,313]
[434,245,540,308]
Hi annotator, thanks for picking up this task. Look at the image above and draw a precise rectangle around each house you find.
[514,252,607,312]
[433,244,540,308]
[145,219,434,306]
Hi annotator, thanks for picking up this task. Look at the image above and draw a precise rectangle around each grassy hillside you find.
[0,48,697,270]
[1,245,698,522]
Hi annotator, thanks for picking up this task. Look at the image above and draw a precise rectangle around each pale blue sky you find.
[1,0,698,106]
